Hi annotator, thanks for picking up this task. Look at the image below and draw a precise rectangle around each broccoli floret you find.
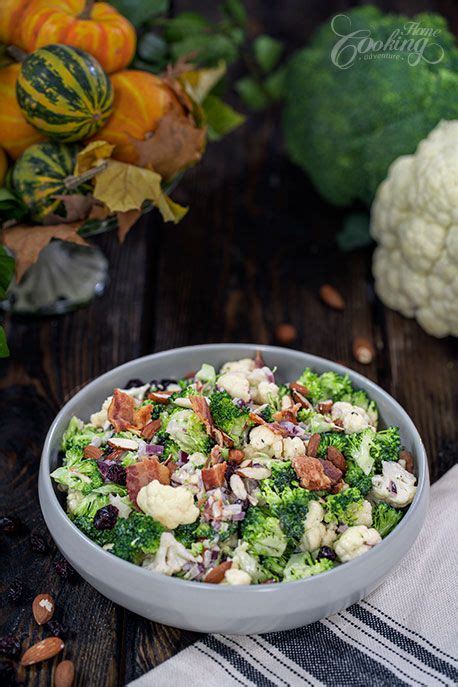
[260,461,298,502]
[298,369,353,403]
[324,487,365,526]
[372,502,403,538]
[51,459,104,495]
[283,551,335,582]
[174,521,216,548]
[112,512,165,564]
[164,408,213,455]
[347,427,401,474]
[209,391,251,446]
[258,405,275,423]
[218,521,239,542]
[69,484,128,518]
[273,488,316,542]
[72,515,115,547]
[345,460,373,496]
[61,416,105,464]
[241,507,288,557]
[260,552,290,581]
[315,432,349,458]
[374,427,401,466]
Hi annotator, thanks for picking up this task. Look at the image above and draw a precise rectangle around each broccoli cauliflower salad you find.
[51,355,417,585]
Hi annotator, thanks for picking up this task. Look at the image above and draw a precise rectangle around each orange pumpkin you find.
[90,70,185,164]
[0,147,8,186]
[18,0,136,74]
[0,0,32,45]
[0,63,45,159]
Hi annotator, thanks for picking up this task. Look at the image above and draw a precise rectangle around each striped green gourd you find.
[12,141,84,222]
[16,44,113,142]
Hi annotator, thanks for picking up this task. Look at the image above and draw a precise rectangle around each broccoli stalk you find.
[209,390,251,446]
[241,507,288,557]
[283,552,335,582]
[372,502,403,538]
[324,487,365,526]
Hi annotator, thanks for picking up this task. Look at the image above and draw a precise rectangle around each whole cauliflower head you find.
[143,532,197,576]
[371,461,417,507]
[334,525,381,562]
[371,120,458,338]
[137,480,199,529]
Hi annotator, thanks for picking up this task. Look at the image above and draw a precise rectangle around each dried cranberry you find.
[0,659,16,687]
[94,505,119,530]
[7,579,25,602]
[30,532,48,553]
[317,546,337,562]
[0,516,21,535]
[46,619,68,639]
[54,557,77,581]
[97,460,126,485]
[124,378,145,389]
[0,635,20,659]
[225,461,238,481]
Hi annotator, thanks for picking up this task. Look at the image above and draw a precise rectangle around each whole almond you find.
[275,323,297,345]
[319,284,345,311]
[204,561,232,584]
[54,659,75,687]
[32,593,55,625]
[21,637,64,666]
[352,337,375,364]
[83,445,104,460]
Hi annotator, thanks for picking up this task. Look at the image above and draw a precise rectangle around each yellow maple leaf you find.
[75,141,115,175]
[93,160,187,223]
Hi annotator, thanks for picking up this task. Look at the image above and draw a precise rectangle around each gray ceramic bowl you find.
[39,344,429,634]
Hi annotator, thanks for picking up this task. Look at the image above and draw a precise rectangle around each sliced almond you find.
[147,390,174,404]
[83,445,104,460]
[107,437,138,451]
[352,337,375,364]
[229,474,248,500]
[173,397,192,408]
[237,466,271,480]
[319,284,345,311]
[54,660,75,687]
[21,636,64,666]
[204,561,232,584]
[32,593,55,625]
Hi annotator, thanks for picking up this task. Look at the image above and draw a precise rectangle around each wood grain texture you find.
[1,0,457,685]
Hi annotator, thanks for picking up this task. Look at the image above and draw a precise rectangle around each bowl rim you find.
[40,343,428,594]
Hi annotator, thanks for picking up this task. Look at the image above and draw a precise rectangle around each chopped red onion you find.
[146,444,164,456]
[279,421,307,437]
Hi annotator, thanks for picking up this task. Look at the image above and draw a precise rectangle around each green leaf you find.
[253,35,283,73]
[171,33,238,67]
[222,0,247,27]
[235,77,269,110]
[0,187,28,221]
[164,12,211,42]
[203,94,245,141]
[0,326,9,358]
[337,213,373,252]
[264,65,287,101]
[0,245,14,299]
[110,0,169,28]
[137,32,168,65]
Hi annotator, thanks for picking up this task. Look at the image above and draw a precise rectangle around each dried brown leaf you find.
[43,194,94,224]
[116,209,142,243]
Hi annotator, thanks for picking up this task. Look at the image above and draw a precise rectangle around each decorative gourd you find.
[12,141,82,221]
[0,147,8,186]
[18,0,136,75]
[0,0,32,45]
[16,44,113,142]
[90,70,184,164]
[0,64,45,160]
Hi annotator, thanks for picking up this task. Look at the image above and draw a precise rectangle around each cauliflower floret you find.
[137,480,199,529]
[255,380,280,404]
[248,425,283,458]
[334,525,382,562]
[354,500,373,527]
[282,436,306,461]
[143,532,197,575]
[90,397,111,429]
[371,120,458,338]
[220,358,255,375]
[218,372,251,402]
[321,522,338,547]
[371,461,417,507]
[231,542,259,578]
[300,501,326,552]
[332,401,371,434]
[224,568,251,585]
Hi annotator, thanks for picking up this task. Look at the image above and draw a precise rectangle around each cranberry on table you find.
[54,557,77,581]
[94,505,119,530]
[0,516,21,535]
[0,635,20,658]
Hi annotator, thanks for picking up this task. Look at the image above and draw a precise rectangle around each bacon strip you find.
[147,390,174,404]
[189,396,234,447]
[108,389,136,432]
[202,462,227,490]
[126,458,170,506]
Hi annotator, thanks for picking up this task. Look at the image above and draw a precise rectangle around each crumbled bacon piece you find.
[326,446,346,472]
[108,389,136,432]
[147,390,174,404]
[166,462,179,478]
[399,450,414,473]
[317,400,333,414]
[126,458,170,505]
[333,418,344,429]
[289,381,309,396]
[141,418,162,440]
[249,412,266,426]
[210,445,223,465]
[133,404,153,429]
[202,463,227,490]
[321,459,343,486]
[189,396,233,447]
[83,445,104,460]
[104,448,126,462]
[204,561,232,584]
[228,449,245,464]
[292,455,331,491]
[306,433,321,457]
[273,403,301,424]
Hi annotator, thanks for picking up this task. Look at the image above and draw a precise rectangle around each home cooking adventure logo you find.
[330,14,445,69]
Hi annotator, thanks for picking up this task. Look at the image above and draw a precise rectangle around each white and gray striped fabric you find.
[129,465,458,687]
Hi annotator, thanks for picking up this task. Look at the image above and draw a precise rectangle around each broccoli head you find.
[374,427,401,467]
[112,512,165,564]
[51,459,104,495]
[209,391,251,446]
[69,484,127,518]
[347,427,401,474]
[315,432,349,458]
[241,507,288,557]
[61,416,105,464]
[71,514,115,547]
[261,484,315,542]
[260,461,298,506]
[163,408,213,455]
[345,460,373,496]
[324,487,365,526]
[174,521,218,548]
[283,6,458,206]
[298,369,353,403]
[283,552,335,582]
[372,502,403,538]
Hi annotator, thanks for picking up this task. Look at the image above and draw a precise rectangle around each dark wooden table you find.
[1,1,457,685]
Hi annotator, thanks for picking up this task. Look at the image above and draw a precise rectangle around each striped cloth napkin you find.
[129,465,458,687]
